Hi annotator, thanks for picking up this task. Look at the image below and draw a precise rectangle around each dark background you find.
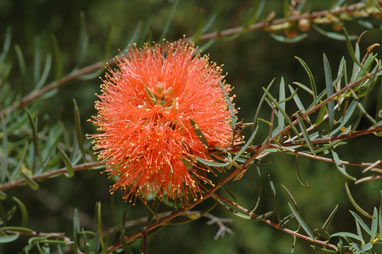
[1,0,381,253]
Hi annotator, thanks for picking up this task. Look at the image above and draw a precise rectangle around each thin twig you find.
[213,193,338,251]
[282,125,382,146]
[271,144,382,169]
[355,175,382,184]
[0,2,367,119]
[0,161,103,191]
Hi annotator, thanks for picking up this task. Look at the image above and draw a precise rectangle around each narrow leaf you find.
[12,197,28,226]
[190,119,208,147]
[78,12,89,65]
[35,54,52,90]
[0,27,11,63]
[95,201,104,249]
[282,185,298,210]
[295,155,311,188]
[331,150,356,181]
[294,57,316,100]
[218,81,236,129]
[343,27,368,74]
[51,34,63,80]
[345,181,373,219]
[232,125,258,162]
[349,210,372,235]
[323,53,334,129]
[20,172,39,191]
[268,175,281,223]
[296,114,315,155]
[288,203,314,238]
[24,109,44,172]
[14,45,26,77]
[277,77,286,132]
[270,33,308,43]
[58,147,74,177]
[0,233,19,243]
[313,25,356,41]
[73,99,87,162]
[321,204,338,230]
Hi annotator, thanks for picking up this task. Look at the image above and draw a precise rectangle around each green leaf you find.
[190,119,208,147]
[315,104,327,126]
[321,204,338,230]
[20,172,39,191]
[343,27,368,75]
[277,77,286,132]
[251,167,262,212]
[281,185,298,210]
[0,27,11,63]
[35,54,52,90]
[33,37,41,85]
[330,100,357,136]
[78,12,89,65]
[14,45,27,77]
[370,208,378,240]
[73,208,80,251]
[288,203,314,239]
[350,210,372,236]
[323,53,334,129]
[24,109,44,172]
[268,175,281,223]
[288,85,309,121]
[296,114,315,155]
[330,232,363,242]
[1,118,9,180]
[0,233,19,243]
[2,226,33,233]
[262,87,300,137]
[73,99,87,162]
[216,198,252,220]
[95,201,104,250]
[244,0,265,28]
[331,150,356,181]
[345,181,373,219]
[12,197,28,227]
[270,33,308,43]
[295,155,311,188]
[218,81,236,129]
[51,34,63,80]
[58,147,74,178]
[313,25,356,41]
[194,156,229,167]
[159,0,179,40]
[232,125,258,162]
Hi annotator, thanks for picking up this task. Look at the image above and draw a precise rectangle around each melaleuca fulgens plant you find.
[0,1,382,253]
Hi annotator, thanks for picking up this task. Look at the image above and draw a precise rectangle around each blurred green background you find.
[1,0,382,253]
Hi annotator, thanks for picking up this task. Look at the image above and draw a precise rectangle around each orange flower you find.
[90,41,236,205]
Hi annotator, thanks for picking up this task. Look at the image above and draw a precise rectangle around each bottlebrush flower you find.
[89,41,237,205]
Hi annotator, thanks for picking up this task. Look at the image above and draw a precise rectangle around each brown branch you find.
[0,2,368,119]
[0,161,103,191]
[212,193,338,251]
[271,144,382,169]
[195,3,365,42]
[282,125,382,146]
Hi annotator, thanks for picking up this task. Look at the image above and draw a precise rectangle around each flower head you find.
[90,41,236,205]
